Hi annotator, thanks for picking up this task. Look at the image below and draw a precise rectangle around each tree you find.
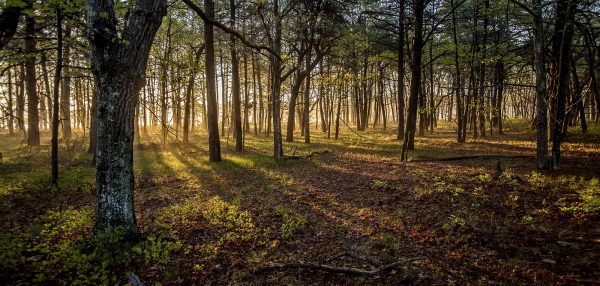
[51,7,63,186]
[401,0,425,161]
[86,0,167,236]
[230,0,243,152]
[25,8,39,147]
[204,0,222,162]
[272,0,284,159]
[549,0,577,170]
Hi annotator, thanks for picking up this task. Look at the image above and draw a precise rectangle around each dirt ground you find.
[1,122,599,285]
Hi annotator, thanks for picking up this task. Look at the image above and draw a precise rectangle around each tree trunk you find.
[272,0,284,159]
[401,0,424,160]
[87,0,166,237]
[7,69,14,135]
[25,13,39,146]
[61,27,72,140]
[549,0,577,170]
[51,8,63,186]
[184,45,204,142]
[478,0,489,137]
[450,0,464,142]
[304,47,312,143]
[204,0,222,162]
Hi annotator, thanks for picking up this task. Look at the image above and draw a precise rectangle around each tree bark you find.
[549,0,577,170]
[304,47,312,143]
[450,0,464,142]
[86,0,166,236]
[272,0,284,159]
[183,45,204,142]
[401,0,424,160]
[230,0,243,151]
[7,69,14,135]
[25,13,39,146]
[51,8,63,186]
[60,27,72,140]
[204,0,222,162]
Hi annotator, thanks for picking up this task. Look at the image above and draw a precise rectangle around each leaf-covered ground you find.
[1,121,599,285]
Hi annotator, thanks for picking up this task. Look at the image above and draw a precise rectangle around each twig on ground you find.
[413,155,531,162]
[285,150,331,160]
[256,256,425,275]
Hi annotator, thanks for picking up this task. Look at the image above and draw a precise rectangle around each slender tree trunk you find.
[550,0,576,170]
[160,18,172,147]
[533,0,549,169]
[304,47,312,143]
[204,0,221,161]
[451,0,464,142]
[401,0,424,160]
[25,13,39,146]
[184,45,203,142]
[478,0,489,137]
[17,64,25,134]
[7,69,14,135]
[51,8,63,186]
[570,58,587,133]
[39,55,49,130]
[60,27,72,140]
[230,0,243,151]
[272,0,283,159]
[243,50,250,133]
[256,55,264,134]
[252,53,258,135]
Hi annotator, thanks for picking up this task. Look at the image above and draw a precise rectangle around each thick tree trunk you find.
[86,0,166,237]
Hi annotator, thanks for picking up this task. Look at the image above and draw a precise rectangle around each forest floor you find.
[1,120,599,285]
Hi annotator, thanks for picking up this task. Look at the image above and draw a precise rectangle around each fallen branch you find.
[324,251,379,267]
[256,256,425,275]
[413,155,531,162]
[285,150,331,160]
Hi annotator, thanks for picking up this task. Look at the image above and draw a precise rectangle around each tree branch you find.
[182,0,279,59]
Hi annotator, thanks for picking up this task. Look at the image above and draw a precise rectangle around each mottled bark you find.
[86,0,166,236]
